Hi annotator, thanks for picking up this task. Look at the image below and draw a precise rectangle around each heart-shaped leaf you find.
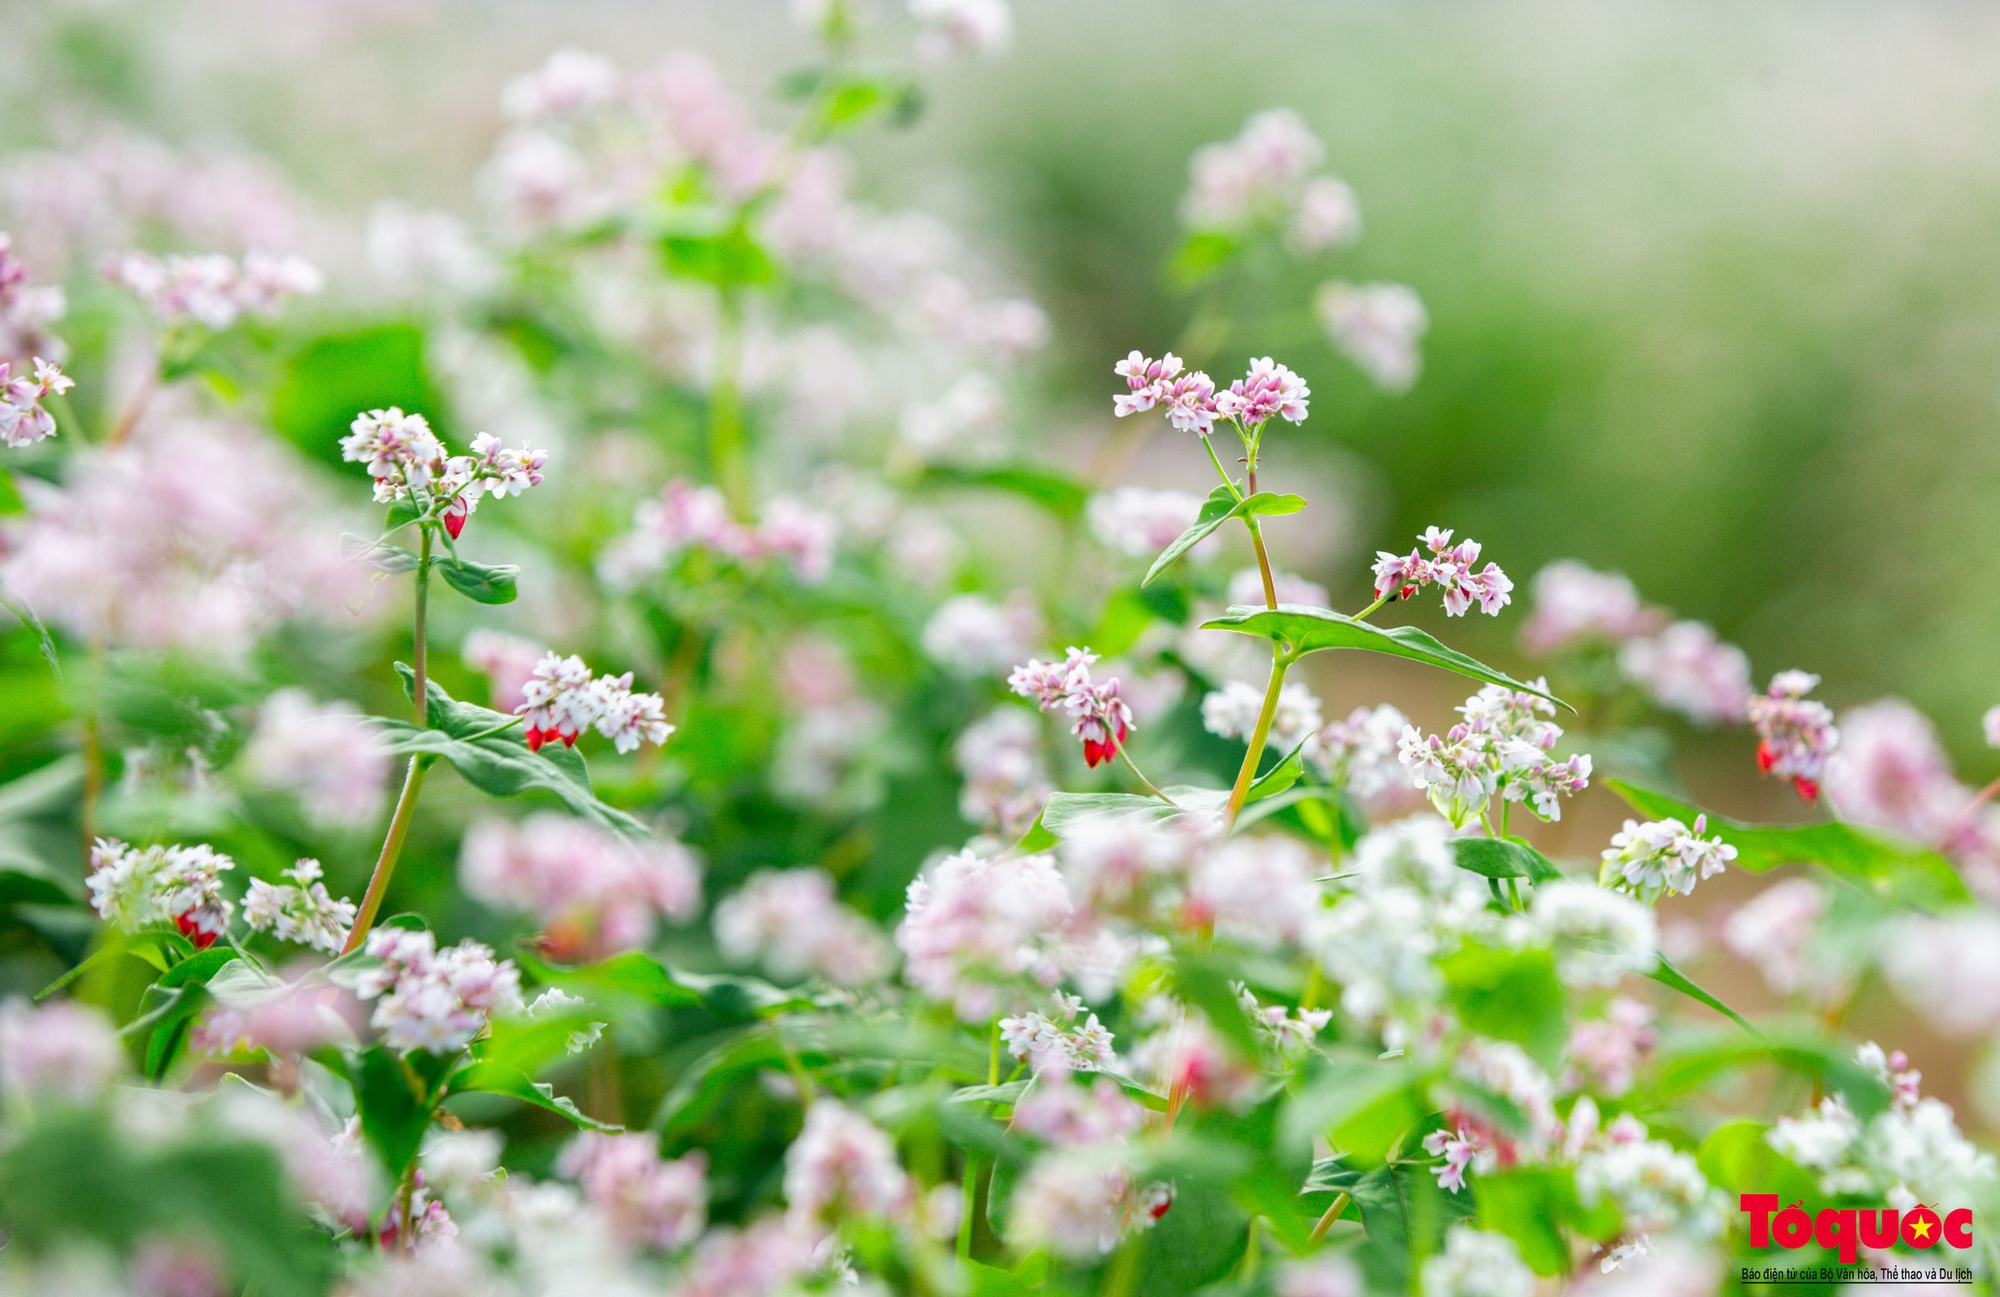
[437,557,519,605]
[1143,486,1306,587]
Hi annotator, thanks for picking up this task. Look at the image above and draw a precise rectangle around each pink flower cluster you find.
[87,837,235,948]
[1181,109,1356,254]
[0,232,66,365]
[1000,992,1118,1073]
[1315,282,1427,393]
[1616,620,1753,725]
[1371,527,1513,617]
[103,248,322,329]
[243,689,393,825]
[1397,681,1591,827]
[1086,486,1210,559]
[353,927,524,1055]
[340,408,547,538]
[243,859,357,954]
[1518,561,1665,655]
[1010,1071,1144,1146]
[460,813,701,960]
[192,978,359,1059]
[1564,998,1657,1098]
[557,1133,709,1251]
[1421,1126,1483,1194]
[462,629,546,712]
[953,706,1052,837]
[1113,351,1309,436]
[922,592,1043,677]
[1600,815,1736,903]
[1748,670,1839,802]
[0,356,70,449]
[712,868,893,988]
[514,651,673,753]
[1008,647,1134,769]
[896,848,1072,1021]
[600,480,837,588]
[782,1100,910,1228]
[0,997,125,1103]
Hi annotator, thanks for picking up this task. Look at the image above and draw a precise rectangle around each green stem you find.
[1308,1191,1351,1245]
[412,528,432,728]
[1098,1232,1145,1297]
[1117,747,1179,807]
[1200,434,1244,501]
[1350,591,1392,622]
[1244,518,1279,610]
[1236,1217,1262,1281]
[342,754,433,954]
[709,290,751,521]
[1224,647,1294,828]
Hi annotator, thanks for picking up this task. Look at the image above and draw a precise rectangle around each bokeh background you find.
[7,0,2000,1112]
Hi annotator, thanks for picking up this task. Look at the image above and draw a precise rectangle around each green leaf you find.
[340,534,420,574]
[1172,945,1262,1060]
[269,324,444,474]
[1142,485,1306,586]
[1200,605,1570,709]
[1167,230,1243,288]
[1474,1167,1615,1274]
[1605,779,1971,909]
[812,73,922,133]
[449,1063,621,1132]
[1648,1032,1893,1120]
[917,463,1090,519]
[1011,813,1057,854]
[1036,791,1183,837]
[1244,738,1310,806]
[0,868,76,908]
[436,556,520,605]
[1439,944,1568,1071]
[1282,1050,1430,1167]
[659,220,776,287]
[354,1045,437,1179]
[518,950,701,1009]
[950,1080,1030,1106]
[1696,1120,1821,1210]
[1648,953,1756,1034]
[471,1010,605,1079]
[1449,836,1563,883]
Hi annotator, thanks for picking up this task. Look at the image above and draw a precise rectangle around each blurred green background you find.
[9,0,2000,766]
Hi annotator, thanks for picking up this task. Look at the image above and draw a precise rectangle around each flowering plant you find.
[1,9,1999,1297]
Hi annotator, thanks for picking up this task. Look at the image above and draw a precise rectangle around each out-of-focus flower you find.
[1317,281,1426,392]
[1372,527,1512,617]
[88,838,234,948]
[1748,671,1839,802]
[1009,647,1135,768]
[898,372,1005,459]
[352,928,523,1055]
[1290,177,1362,253]
[1574,1119,1723,1239]
[1985,706,2000,749]
[1202,679,1323,754]
[673,1216,822,1297]
[192,974,360,1058]
[953,706,1052,837]
[0,997,124,1104]
[1227,566,1329,609]
[922,592,1042,676]
[1398,681,1589,828]
[1011,1067,1143,1142]
[243,689,392,826]
[1617,621,1752,725]
[0,233,67,363]
[502,48,624,124]
[0,356,71,449]
[1275,1255,1363,1297]
[1600,815,1736,903]
[462,630,546,712]
[1566,998,1657,1097]
[713,868,892,987]
[104,248,322,329]
[243,859,356,954]
[908,0,1013,60]
[461,814,700,960]
[1182,109,1325,233]
[1309,703,1414,805]
[514,652,672,753]
[557,1133,707,1250]
[1007,1145,1170,1259]
[1519,561,1665,656]
[1419,1226,1534,1297]
[784,1100,909,1226]
[366,202,497,299]
[1086,487,1210,559]
[1527,881,1657,988]
[1721,877,1840,1002]
[1880,914,2000,1036]
[897,848,1070,1020]
[1822,700,1967,842]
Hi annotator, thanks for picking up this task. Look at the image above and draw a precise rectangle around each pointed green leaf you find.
[1143,486,1306,586]
[1244,737,1311,805]
[1647,1032,1892,1120]
[1647,954,1756,1035]
[1450,837,1562,883]
[1605,778,1970,909]
[450,1062,621,1132]
[436,557,519,605]
[517,950,702,1009]
[918,463,1089,519]
[1200,605,1569,708]
[1439,944,1567,1071]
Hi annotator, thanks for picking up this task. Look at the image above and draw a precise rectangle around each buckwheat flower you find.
[87,838,235,948]
[1275,1255,1364,1297]
[1856,1041,1925,1111]
[898,372,1004,458]
[1372,527,1512,616]
[1398,725,1498,830]
[1575,1130,1722,1238]
[783,1100,909,1227]
[460,814,701,961]
[923,592,1042,676]
[908,0,1013,60]
[104,248,321,329]
[1288,175,1363,254]
[1422,1127,1483,1193]
[0,233,67,363]
[462,629,545,712]
[674,1216,822,1297]
[1601,815,1736,903]
[1822,699,1967,842]
[0,997,125,1104]
[1214,356,1310,427]
[501,47,623,124]
[514,652,672,753]
[755,496,839,585]
[1317,281,1427,392]
[1519,561,1664,656]
[341,407,447,500]
[1311,888,1448,1045]
[1182,109,1325,231]
[243,859,356,954]
[354,928,523,1055]
[1112,351,1219,434]
[1748,671,1839,801]
[1565,998,1657,1098]
[897,848,1071,1020]
[1000,994,1119,1073]
[1309,703,1414,802]
[953,706,1052,837]
[1348,815,1489,921]
[1086,487,1210,559]
[1880,913,2000,1036]
[713,868,893,988]
[1228,566,1330,609]
[0,356,70,448]
[1527,881,1657,989]
[557,1133,707,1251]
[1617,621,1752,725]
[1008,646,1136,768]
[193,976,360,1058]
[1238,983,1332,1053]
[1187,835,1322,947]
[1009,1147,1172,1259]
[1420,1226,1534,1297]
[1011,1069,1144,1144]
[243,689,392,825]
[1400,681,1586,827]
[1721,878,1840,1002]
[1055,810,1203,911]
[1201,679,1324,754]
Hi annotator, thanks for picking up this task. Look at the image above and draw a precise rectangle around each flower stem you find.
[412,528,431,728]
[1939,775,2000,849]
[1308,1191,1351,1245]
[709,290,751,522]
[1200,433,1244,501]
[1245,519,1279,610]
[1350,592,1391,622]
[1224,647,1295,828]
[341,754,433,954]
[1117,747,1179,808]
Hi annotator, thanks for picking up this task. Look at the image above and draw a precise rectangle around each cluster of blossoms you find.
[783,1099,912,1228]
[459,814,701,961]
[103,248,322,329]
[513,651,672,753]
[0,232,66,362]
[1085,486,1210,559]
[952,705,1052,836]
[353,927,524,1054]
[1565,997,1658,1097]
[1600,814,1737,903]
[0,996,125,1106]
[1006,1083,1173,1259]
[1008,647,1134,768]
[1518,560,1665,655]
[1568,1101,1726,1262]
[1181,109,1358,253]
[243,688,393,825]
[1528,881,1659,989]
[600,479,837,588]
[1308,703,1416,809]
[712,867,894,987]
[896,848,1072,1021]
[770,638,891,814]
[1397,681,1592,828]
[462,628,547,711]
[1721,876,1847,1005]
[923,591,1042,676]
[87,838,235,948]
[0,354,71,449]
[556,1133,708,1251]
[340,408,548,538]
[1113,351,1311,437]
[999,992,1118,1072]
[1747,669,1840,801]
[1202,678,1324,754]
[243,859,357,954]
[1372,526,1514,617]
[1314,281,1429,392]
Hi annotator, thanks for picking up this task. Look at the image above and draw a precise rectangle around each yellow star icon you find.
[1911,1218,1934,1242]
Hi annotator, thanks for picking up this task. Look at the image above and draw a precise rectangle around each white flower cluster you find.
[1000,992,1118,1073]
[243,859,357,954]
[515,651,673,753]
[1600,814,1737,903]
[1006,1067,1171,1262]
[782,1100,910,1227]
[0,997,125,1105]
[103,247,322,329]
[243,688,393,825]
[555,1132,708,1251]
[1418,1225,1535,1297]
[598,479,837,589]
[713,867,893,988]
[1086,486,1210,560]
[953,706,1052,837]
[1526,881,1658,989]
[1397,681,1591,829]
[459,813,701,960]
[1570,1102,1725,1242]
[353,928,524,1055]
[1309,702,1413,802]
[923,591,1042,676]
[86,837,235,948]
[1202,679,1323,753]
[339,408,547,538]
[896,848,1072,1021]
